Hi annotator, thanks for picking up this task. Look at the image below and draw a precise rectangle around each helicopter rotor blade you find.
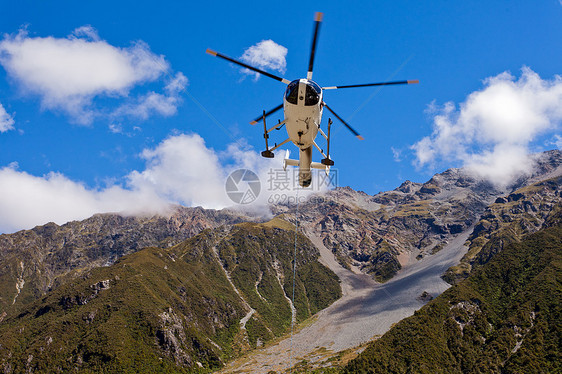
[249,103,284,125]
[307,12,323,80]
[206,49,291,84]
[323,103,364,140]
[323,79,419,90]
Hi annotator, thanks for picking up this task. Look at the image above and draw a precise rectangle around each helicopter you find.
[207,12,418,187]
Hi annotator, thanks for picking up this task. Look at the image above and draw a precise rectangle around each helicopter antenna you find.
[307,12,323,80]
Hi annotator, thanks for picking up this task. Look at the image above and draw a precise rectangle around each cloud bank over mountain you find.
[0,134,230,232]
[0,133,328,233]
[413,67,562,187]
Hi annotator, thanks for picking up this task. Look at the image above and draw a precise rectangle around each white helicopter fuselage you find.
[283,79,323,148]
[282,79,324,187]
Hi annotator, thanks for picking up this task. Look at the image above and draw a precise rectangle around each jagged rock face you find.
[0,206,251,315]
[273,170,504,282]
[513,149,562,188]
[0,222,340,372]
[444,175,562,283]
[274,150,562,282]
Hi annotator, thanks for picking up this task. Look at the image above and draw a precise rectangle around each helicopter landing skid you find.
[320,118,334,166]
[259,110,288,158]
[261,150,274,158]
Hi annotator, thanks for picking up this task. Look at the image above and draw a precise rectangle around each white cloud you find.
[412,67,562,187]
[116,92,177,120]
[0,134,223,233]
[164,72,188,95]
[391,146,402,162]
[0,134,229,232]
[0,132,330,233]
[70,25,101,41]
[127,134,230,208]
[108,123,123,134]
[113,72,187,120]
[0,163,169,234]
[240,40,287,79]
[553,134,562,149]
[0,103,15,132]
[0,27,183,124]
[463,144,536,186]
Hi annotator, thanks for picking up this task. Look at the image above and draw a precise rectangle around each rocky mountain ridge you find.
[1,150,561,320]
[274,150,562,282]
[444,173,562,283]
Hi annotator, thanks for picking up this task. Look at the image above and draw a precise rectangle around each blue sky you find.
[0,1,561,232]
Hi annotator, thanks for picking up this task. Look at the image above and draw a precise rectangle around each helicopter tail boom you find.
[283,147,330,187]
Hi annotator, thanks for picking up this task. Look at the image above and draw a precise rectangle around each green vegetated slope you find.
[343,210,562,373]
[0,207,248,317]
[0,221,341,373]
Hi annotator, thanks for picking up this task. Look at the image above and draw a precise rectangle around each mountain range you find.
[0,149,560,373]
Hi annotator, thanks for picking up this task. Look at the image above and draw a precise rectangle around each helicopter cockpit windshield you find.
[285,80,321,106]
[305,81,321,106]
[285,80,299,105]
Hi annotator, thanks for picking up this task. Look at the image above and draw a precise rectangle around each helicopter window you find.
[285,80,299,105]
[305,82,321,106]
